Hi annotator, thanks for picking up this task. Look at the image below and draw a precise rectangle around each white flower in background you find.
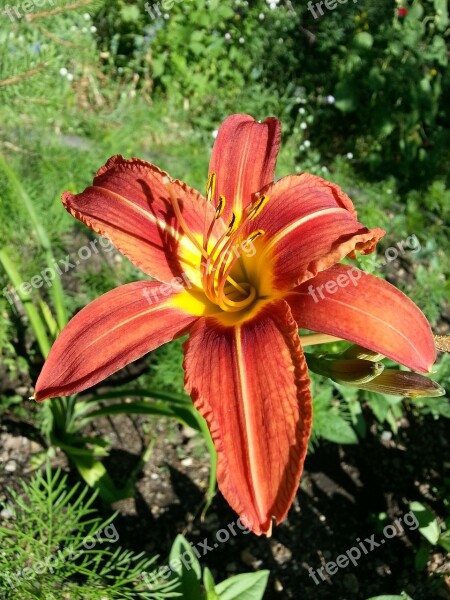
[66,73,74,82]
[82,27,88,33]
[321,166,329,173]
[212,129,219,139]
[239,37,245,44]
[59,67,68,77]
[303,140,311,148]
[299,107,306,115]
[300,122,307,130]
[90,26,97,33]
[327,95,335,104]
[299,144,305,151]
[83,13,90,21]
[224,32,231,40]
[259,13,265,20]
[346,152,354,160]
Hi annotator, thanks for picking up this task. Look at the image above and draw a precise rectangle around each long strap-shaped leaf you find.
[0,154,67,331]
[0,248,51,357]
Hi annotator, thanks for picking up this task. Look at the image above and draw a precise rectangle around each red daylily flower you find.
[35,114,436,535]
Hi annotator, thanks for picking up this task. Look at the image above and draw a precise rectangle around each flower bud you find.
[306,355,384,384]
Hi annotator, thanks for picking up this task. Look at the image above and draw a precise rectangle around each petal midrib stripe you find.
[234,326,268,523]
[261,207,349,256]
[55,301,178,382]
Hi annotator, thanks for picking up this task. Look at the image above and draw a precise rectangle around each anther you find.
[226,212,237,236]
[248,195,270,220]
[215,195,226,218]
[246,229,265,242]
[206,173,216,202]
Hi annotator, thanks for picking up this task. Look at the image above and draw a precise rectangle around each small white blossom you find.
[259,13,265,20]
[300,122,307,130]
[66,73,74,81]
[224,32,231,40]
[346,152,354,160]
[59,67,68,77]
[299,107,306,115]
[90,25,97,33]
[83,13,90,20]
[303,140,311,148]
[327,95,335,104]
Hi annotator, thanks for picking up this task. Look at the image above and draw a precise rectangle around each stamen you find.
[246,229,265,242]
[248,195,269,220]
[215,195,226,218]
[166,183,209,261]
[226,212,237,236]
[206,172,216,202]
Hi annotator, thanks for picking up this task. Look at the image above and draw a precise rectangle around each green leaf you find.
[314,412,358,444]
[204,567,219,599]
[365,392,390,423]
[0,154,67,330]
[70,452,132,503]
[434,0,449,30]
[0,249,51,357]
[82,400,201,431]
[409,501,441,544]
[214,570,270,600]
[169,535,203,600]
[353,32,373,50]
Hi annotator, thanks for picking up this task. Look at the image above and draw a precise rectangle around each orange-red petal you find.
[63,155,224,284]
[287,264,436,373]
[35,281,198,401]
[249,174,385,294]
[183,300,312,535]
[208,114,281,222]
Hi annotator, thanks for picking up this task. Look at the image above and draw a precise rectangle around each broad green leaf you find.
[409,501,441,544]
[214,570,269,600]
[0,249,51,357]
[204,567,219,599]
[314,412,358,444]
[169,535,203,600]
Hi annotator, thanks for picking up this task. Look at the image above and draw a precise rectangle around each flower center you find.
[166,173,269,313]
